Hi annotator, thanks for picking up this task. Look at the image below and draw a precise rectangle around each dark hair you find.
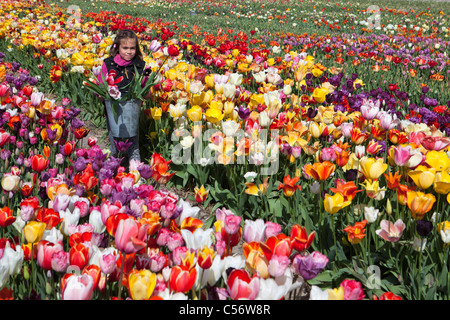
[109,29,143,60]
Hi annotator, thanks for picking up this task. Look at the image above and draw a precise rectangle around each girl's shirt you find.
[98,54,146,96]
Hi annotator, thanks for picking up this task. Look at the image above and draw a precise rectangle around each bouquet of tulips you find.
[83,66,160,123]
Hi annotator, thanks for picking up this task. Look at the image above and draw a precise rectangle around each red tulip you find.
[264,234,292,259]
[69,243,90,270]
[36,207,61,230]
[0,207,15,227]
[227,269,259,300]
[290,224,315,252]
[167,45,179,57]
[31,154,49,172]
[22,86,33,97]
[73,163,98,191]
[168,265,196,293]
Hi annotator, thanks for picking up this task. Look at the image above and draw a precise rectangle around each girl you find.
[98,29,146,165]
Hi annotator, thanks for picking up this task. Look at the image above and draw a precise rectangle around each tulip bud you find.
[23,264,30,280]
[386,198,392,215]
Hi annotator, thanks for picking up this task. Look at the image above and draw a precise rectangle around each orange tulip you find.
[277,175,301,197]
[343,220,367,245]
[179,217,203,233]
[330,180,362,201]
[384,171,402,190]
[303,161,335,180]
[139,211,161,236]
[335,149,351,167]
[407,190,436,220]
[242,242,270,279]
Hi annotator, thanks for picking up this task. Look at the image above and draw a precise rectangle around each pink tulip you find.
[224,215,241,235]
[360,99,380,120]
[0,129,10,148]
[74,200,90,218]
[376,219,406,242]
[420,135,450,151]
[99,179,115,197]
[264,221,282,238]
[99,252,118,275]
[37,240,64,271]
[0,84,9,97]
[340,122,353,138]
[62,97,71,106]
[171,246,189,266]
[62,274,94,300]
[51,250,69,273]
[51,106,65,119]
[114,218,149,254]
[30,92,44,107]
[319,147,337,162]
[378,112,398,131]
[341,279,365,300]
[100,200,124,225]
[409,131,426,147]
[167,232,184,251]
[393,145,413,166]
[268,255,290,277]
[156,227,171,247]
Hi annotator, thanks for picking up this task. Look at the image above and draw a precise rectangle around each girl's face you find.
[118,38,137,61]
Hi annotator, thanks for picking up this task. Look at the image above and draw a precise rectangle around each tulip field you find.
[1,0,450,301]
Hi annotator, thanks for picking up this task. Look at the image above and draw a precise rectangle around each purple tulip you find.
[292,251,329,280]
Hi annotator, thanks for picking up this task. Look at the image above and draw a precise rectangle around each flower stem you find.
[117,253,126,300]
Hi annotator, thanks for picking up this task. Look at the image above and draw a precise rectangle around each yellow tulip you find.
[312,87,328,104]
[209,100,223,111]
[186,105,203,122]
[407,190,436,220]
[165,68,177,81]
[324,192,352,214]
[128,269,156,300]
[328,286,345,300]
[205,107,224,124]
[204,74,214,88]
[24,221,46,244]
[426,150,450,172]
[150,107,162,121]
[359,157,388,181]
[312,67,323,77]
[308,121,326,139]
[433,171,450,194]
[408,165,436,190]
[70,52,85,66]
[360,179,386,200]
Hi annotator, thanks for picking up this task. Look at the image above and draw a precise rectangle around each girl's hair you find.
[109,29,143,60]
